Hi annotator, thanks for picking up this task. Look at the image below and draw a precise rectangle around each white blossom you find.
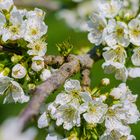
[23,17,48,43]
[31,56,44,72]
[98,0,122,18]
[38,112,50,128]
[119,0,139,19]
[0,76,29,103]
[2,7,25,41]
[110,83,137,102]
[128,19,140,46]
[105,101,140,135]
[27,40,47,56]
[52,99,81,130]
[0,12,6,35]
[26,8,45,20]
[100,130,136,140]
[105,104,131,135]
[0,0,13,11]
[102,61,128,82]
[87,13,107,45]
[40,69,51,81]
[0,118,36,140]
[105,19,129,47]
[46,134,57,140]
[12,64,27,79]
[81,100,108,124]
[64,79,81,93]
[131,47,140,66]
[54,92,74,106]
[128,67,140,78]
[103,45,127,64]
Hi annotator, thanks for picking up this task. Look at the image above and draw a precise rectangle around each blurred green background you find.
[0,0,140,139]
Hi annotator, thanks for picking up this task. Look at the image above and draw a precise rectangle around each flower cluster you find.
[87,0,140,82]
[38,79,140,139]
[0,0,51,103]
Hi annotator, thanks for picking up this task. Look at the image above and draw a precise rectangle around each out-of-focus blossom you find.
[0,0,13,11]
[0,118,36,140]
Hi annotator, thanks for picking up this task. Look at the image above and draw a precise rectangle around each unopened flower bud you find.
[11,54,23,63]
[40,69,51,81]
[101,78,110,86]
[3,67,10,76]
[28,83,36,90]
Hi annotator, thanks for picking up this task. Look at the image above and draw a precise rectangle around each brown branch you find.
[14,0,60,11]
[81,69,91,90]
[44,55,65,66]
[19,46,102,127]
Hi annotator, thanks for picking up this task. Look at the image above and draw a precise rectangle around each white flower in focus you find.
[26,8,45,20]
[0,76,29,103]
[105,104,131,135]
[31,56,44,72]
[128,67,140,78]
[23,17,48,43]
[105,101,140,135]
[38,112,50,128]
[87,13,107,45]
[2,7,25,41]
[12,64,27,79]
[105,19,129,47]
[110,83,137,102]
[40,69,51,81]
[103,45,127,64]
[128,19,140,46]
[98,0,122,18]
[53,99,81,130]
[81,100,108,124]
[131,47,140,66]
[54,92,74,106]
[0,118,36,140]
[0,0,13,11]
[121,100,140,124]
[27,40,47,56]
[64,79,81,93]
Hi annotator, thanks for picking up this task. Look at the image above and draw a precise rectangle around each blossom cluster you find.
[58,0,139,32]
[0,0,51,103]
[87,0,140,82]
[38,79,140,140]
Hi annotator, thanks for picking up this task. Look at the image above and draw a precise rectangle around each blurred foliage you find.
[0,2,140,139]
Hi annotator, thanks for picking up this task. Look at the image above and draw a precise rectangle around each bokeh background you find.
[0,0,140,139]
